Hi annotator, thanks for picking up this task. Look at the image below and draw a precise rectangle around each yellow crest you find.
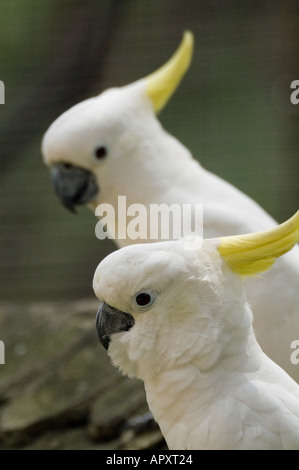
[218,211,299,277]
[145,31,194,114]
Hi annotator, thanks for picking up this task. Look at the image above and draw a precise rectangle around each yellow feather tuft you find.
[145,31,194,114]
[218,210,299,277]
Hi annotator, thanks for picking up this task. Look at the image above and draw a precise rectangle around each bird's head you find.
[93,211,299,379]
[42,31,194,213]
[93,237,226,379]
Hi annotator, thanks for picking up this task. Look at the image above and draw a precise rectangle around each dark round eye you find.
[133,290,156,310]
[136,292,151,306]
[94,146,107,159]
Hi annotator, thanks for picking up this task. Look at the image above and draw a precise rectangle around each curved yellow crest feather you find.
[218,210,299,277]
[145,31,194,114]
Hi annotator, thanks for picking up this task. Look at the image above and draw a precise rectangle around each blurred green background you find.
[0,0,298,303]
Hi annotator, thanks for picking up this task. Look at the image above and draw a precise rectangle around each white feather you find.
[42,39,299,381]
[93,239,299,450]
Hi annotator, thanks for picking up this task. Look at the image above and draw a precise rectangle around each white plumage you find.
[42,32,299,380]
[93,213,299,450]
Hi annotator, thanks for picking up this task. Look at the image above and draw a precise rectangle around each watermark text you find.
[0,80,4,104]
[290,80,299,105]
[95,196,203,242]
[290,340,299,365]
[0,340,5,364]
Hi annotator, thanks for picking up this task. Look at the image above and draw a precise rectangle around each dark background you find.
[1,0,298,302]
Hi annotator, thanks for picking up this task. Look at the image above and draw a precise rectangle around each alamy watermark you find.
[290,340,299,365]
[0,80,4,104]
[95,196,203,242]
[290,80,299,105]
[0,340,5,364]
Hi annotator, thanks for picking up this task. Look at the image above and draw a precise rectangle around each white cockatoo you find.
[93,211,299,450]
[42,32,299,380]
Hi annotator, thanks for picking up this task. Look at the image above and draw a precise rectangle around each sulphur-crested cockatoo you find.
[42,32,299,380]
[93,211,299,450]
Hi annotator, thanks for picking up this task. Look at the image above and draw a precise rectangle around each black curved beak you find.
[51,163,99,213]
[96,302,135,350]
